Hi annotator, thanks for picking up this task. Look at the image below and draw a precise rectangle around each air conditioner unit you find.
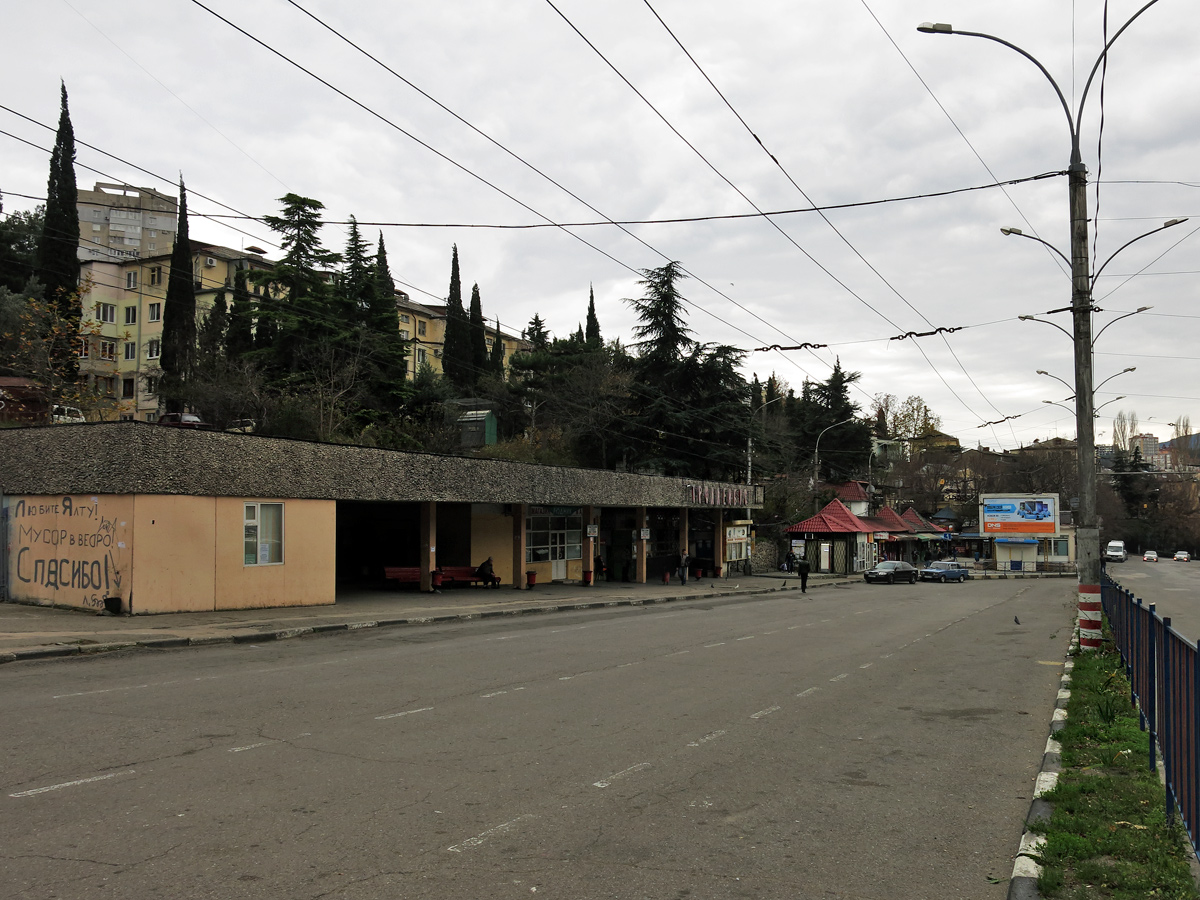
[204,257,217,267]
[433,349,443,358]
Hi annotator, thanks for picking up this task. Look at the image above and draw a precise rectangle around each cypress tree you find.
[340,215,373,323]
[197,289,228,367]
[468,282,488,379]
[159,178,196,413]
[585,284,601,348]
[440,244,472,390]
[489,319,505,374]
[225,267,254,359]
[35,82,81,381]
[370,232,396,320]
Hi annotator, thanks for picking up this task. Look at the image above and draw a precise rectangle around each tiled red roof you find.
[901,507,945,533]
[786,499,872,534]
[833,481,869,503]
[872,507,913,532]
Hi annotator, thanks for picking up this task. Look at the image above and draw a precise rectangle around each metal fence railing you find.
[972,559,1076,574]
[1102,574,1199,860]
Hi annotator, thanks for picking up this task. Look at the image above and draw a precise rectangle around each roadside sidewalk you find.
[0,571,851,664]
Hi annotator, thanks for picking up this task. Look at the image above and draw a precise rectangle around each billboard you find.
[980,494,1059,534]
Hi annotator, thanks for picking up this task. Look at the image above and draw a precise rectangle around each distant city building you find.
[76,183,177,262]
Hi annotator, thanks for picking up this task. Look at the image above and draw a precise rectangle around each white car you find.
[1143,551,1158,562]
[1175,551,1191,562]
[51,405,85,424]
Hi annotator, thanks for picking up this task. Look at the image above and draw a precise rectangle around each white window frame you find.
[99,339,116,361]
[124,306,137,325]
[149,266,163,286]
[146,338,161,359]
[244,502,285,566]
[97,303,116,324]
[124,342,136,361]
[126,271,138,290]
[148,302,162,322]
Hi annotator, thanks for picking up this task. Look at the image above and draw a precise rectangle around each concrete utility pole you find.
[918,2,1167,650]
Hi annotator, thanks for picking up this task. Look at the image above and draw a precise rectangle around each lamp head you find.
[917,22,953,33]
[1165,218,1188,227]
[1018,315,1034,321]
[1035,369,1049,376]
[1000,227,1023,236]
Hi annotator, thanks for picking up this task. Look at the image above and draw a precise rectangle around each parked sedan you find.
[920,560,972,583]
[1143,550,1158,562]
[1175,551,1190,562]
[156,412,211,429]
[864,561,919,584]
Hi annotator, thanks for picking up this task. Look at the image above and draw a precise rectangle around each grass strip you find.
[1031,636,1199,899]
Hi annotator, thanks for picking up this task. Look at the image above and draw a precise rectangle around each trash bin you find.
[526,570,537,589]
[583,569,593,585]
[662,570,671,584]
[431,570,444,589]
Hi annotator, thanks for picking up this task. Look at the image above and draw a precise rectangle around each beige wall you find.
[7,494,134,611]
[471,511,514,585]
[6,493,335,614]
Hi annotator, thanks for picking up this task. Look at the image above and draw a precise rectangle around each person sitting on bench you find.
[475,556,501,588]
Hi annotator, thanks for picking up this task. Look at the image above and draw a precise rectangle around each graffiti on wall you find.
[8,495,131,609]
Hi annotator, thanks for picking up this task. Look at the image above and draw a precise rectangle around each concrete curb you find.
[0,578,857,666]
[1007,623,1078,899]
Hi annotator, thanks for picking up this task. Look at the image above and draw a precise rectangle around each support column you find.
[715,508,725,576]
[636,506,648,584]
[419,501,437,593]
[678,507,689,559]
[512,503,527,590]
[582,505,595,586]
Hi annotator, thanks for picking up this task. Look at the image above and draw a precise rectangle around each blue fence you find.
[1102,574,1199,859]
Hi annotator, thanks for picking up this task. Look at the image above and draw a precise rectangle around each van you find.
[1105,541,1127,563]
[51,405,86,424]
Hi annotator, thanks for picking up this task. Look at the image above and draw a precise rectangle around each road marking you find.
[617,662,639,668]
[761,630,779,635]
[375,706,433,720]
[704,642,726,647]
[796,687,818,697]
[687,730,726,747]
[447,814,535,852]
[787,625,802,630]
[481,690,508,698]
[594,762,651,788]
[230,741,276,753]
[665,650,691,657]
[750,706,780,719]
[54,684,151,699]
[880,653,893,659]
[735,636,755,641]
[11,770,134,797]
[829,674,848,682]
[559,671,593,680]
[859,663,873,669]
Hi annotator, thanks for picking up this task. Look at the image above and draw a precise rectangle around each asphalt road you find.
[1105,554,1200,642]
[2,578,1076,899]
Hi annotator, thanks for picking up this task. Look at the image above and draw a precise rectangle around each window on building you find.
[525,511,582,564]
[97,303,116,324]
[126,271,138,290]
[92,209,102,220]
[244,502,284,566]
[121,377,135,399]
[78,338,89,359]
[97,376,115,396]
[92,224,101,232]
[124,342,136,361]
[417,320,427,336]
[146,338,161,359]
[400,314,410,324]
[148,243,156,252]
[416,348,427,366]
[124,306,137,325]
[400,329,409,340]
[119,414,133,422]
[144,376,158,395]
[148,302,162,322]
[99,340,116,361]
[149,266,163,286]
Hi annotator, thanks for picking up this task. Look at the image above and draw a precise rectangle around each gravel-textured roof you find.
[0,422,761,509]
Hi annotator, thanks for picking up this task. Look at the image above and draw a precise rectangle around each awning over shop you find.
[995,537,1038,544]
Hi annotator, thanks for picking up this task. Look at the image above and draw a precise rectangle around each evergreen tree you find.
[340,215,374,323]
[35,83,80,381]
[0,199,45,293]
[159,178,197,413]
[526,313,549,350]
[585,285,602,348]
[197,289,228,367]
[627,261,692,365]
[468,282,488,380]
[359,231,408,413]
[225,267,254,359]
[254,194,341,372]
[489,320,505,374]
[440,244,472,390]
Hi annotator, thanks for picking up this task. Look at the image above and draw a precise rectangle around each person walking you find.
[795,553,811,593]
[784,549,797,573]
[677,548,690,586]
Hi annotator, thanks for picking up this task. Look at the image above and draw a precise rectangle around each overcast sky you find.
[3,1,1197,451]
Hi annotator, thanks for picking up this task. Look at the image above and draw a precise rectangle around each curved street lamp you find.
[811,417,858,504]
[918,2,1165,621]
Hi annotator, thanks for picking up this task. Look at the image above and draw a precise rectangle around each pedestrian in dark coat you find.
[475,556,500,588]
[795,555,811,593]
[785,550,797,573]
[678,549,690,585]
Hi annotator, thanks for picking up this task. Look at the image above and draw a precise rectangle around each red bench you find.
[383,566,498,588]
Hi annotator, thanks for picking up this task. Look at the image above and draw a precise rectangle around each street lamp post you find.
[811,417,857,510]
[919,2,1164,651]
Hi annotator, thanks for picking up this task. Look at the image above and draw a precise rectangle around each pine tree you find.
[441,244,472,391]
[370,233,397,325]
[526,313,549,350]
[585,284,602,348]
[489,320,505,374]
[225,267,254,359]
[627,261,692,365]
[468,283,488,380]
[35,83,80,381]
[159,178,196,413]
[340,216,374,323]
